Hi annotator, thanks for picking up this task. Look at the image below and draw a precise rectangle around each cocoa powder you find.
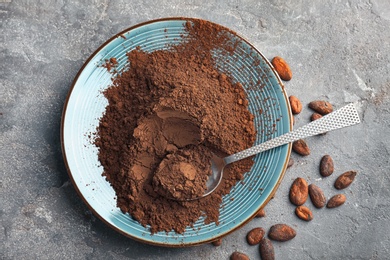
[94,19,256,233]
[102,57,118,72]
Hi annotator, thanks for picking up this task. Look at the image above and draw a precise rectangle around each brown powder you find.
[152,145,212,200]
[94,19,256,234]
[102,57,118,71]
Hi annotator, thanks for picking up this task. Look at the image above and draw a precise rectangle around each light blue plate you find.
[61,18,292,247]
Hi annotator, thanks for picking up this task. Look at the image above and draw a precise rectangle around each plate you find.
[61,17,292,247]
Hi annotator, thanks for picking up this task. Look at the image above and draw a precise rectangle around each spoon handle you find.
[224,103,360,165]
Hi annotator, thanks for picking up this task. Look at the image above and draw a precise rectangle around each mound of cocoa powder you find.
[152,145,213,200]
[94,19,256,234]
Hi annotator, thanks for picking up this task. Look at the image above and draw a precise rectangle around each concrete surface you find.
[1,0,390,259]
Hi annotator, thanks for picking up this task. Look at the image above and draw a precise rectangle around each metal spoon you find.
[201,103,360,199]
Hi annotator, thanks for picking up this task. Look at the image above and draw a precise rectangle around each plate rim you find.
[60,16,293,247]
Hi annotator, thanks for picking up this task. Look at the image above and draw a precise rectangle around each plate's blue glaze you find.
[61,18,292,247]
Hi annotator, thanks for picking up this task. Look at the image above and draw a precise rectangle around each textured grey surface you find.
[1,0,390,259]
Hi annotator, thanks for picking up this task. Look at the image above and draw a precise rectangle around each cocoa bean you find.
[320,155,334,177]
[308,100,333,115]
[327,194,346,208]
[287,157,294,168]
[309,184,326,208]
[289,95,302,114]
[292,139,310,156]
[310,112,323,121]
[246,227,265,245]
[212,238,222,246]
[268,224,296,242]
[230,251,249,260]
[289,177,309,206]
[255,208,266,218]
[295,205,313,221]
[271,56,292,81]
[311,113,326,135]
[334,171,357,189]
[259,238,275,260]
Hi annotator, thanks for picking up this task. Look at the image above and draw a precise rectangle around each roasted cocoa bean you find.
[230,251,250,260]
[292,139,310,156]
[308,100,333,115]
[289,95,302,114]
[310,112,323,121]
[259,238,275,260]
[271,56,292,81]
[289,177,309,206]
[309,184,326,208]
[334,171,357,189]
[246,227,265,245]
[320,155,334,177]
[287,157,294,168]
[268,224,296,242]
[255,208,266,218]
[327,194,346,208]
[295,205,313,221]
[212,238,222,246]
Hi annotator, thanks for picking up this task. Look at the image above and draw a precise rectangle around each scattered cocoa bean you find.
[309,184,326,208]
[246,227,265,245]
[310,112,323,121]
[311,113,327,135]
[271,56,292,81]
[308,100,333,115]
[230,251,249,260]
[295,205,313,221]
[327,194,346,208]
[212,238,222,246]
[289,95,302,114]
[268,224,296,242]
[334,171,357,190]
[287,157,294,168]
[292,139,310,156]
[259,238,275,260]
[320,155,334,177]
[256,208,266,218]
[289,177,309,206]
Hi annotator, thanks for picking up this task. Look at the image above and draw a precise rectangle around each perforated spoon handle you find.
[224,103,360,165]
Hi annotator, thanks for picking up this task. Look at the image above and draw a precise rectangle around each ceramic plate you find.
[61,17,292,247]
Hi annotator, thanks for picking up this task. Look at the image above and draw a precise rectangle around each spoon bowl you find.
[204,154,226,196]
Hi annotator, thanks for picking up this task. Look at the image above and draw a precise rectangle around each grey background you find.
[1,0,390,259]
